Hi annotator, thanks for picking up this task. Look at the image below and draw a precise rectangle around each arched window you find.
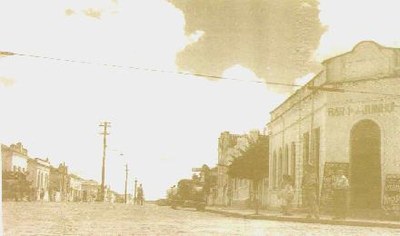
[303,132,310,165]
[278,148,283,187]
[40,172,44,188]
[291,142,296,185]
[37,172,40,188]
[284,145,289,175]
[45,174,48,189]
[273,151,277,188]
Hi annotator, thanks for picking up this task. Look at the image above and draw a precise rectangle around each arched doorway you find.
[350,119,381,209]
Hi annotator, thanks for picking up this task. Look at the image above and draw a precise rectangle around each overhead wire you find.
[5,51,300,87]
[2,50,400,97]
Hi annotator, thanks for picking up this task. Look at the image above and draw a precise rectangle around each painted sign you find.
[320,162,350,207]
[383,174,400,211]
[328,102,395,117]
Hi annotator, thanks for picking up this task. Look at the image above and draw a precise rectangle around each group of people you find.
[278,164,350,220]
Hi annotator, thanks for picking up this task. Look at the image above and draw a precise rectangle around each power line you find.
[0,50,301,87]
[2,50,400,97]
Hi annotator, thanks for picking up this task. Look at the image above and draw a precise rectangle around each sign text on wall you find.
[328,102,395,117]
[383,174,400,211]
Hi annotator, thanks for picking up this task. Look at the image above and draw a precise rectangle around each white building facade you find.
[1,143,29,173]
[27,158,51,201]
[267,41,400,212]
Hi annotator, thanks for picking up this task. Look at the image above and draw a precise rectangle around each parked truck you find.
[170,179,206,211]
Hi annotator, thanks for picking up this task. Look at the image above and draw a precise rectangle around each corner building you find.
[267,41,400,211]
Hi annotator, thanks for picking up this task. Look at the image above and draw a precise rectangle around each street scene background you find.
[2,0,400,235]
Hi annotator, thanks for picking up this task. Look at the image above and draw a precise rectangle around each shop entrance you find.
[350,119,381,209]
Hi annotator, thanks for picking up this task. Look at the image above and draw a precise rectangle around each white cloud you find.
[316,0,400,61]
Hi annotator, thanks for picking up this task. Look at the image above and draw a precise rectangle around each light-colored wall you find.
[325,42,400,84]
[268,47,400,208]
[11,154,28,171]
[1,146,29,172]
[268,82,328,207]
[268,42,400,206]
[324,77,400,203]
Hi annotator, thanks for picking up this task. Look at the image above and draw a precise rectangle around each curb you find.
[205,209,400,229]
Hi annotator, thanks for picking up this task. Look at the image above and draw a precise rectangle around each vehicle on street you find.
[170,179,206,211]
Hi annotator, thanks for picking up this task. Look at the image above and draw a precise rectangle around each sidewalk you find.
[205,206,400,229]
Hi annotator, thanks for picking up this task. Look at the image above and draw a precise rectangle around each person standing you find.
[302,164,319,219]
[280,175,294,216]
[137,184,144,206]
[332,169,349,220]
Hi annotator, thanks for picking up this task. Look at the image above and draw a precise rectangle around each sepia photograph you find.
[1,0,400,235]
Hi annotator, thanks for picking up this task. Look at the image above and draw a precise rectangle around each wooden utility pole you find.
[99,121,111,201]
[134,179,138,205]
[125,163,128,204]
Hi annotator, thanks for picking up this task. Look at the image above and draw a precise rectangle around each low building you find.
[216,131,240,206]
[104,186,116,203]
[206,167,218,206]
[2,142,29,173]
[27,157,51,201]
[267,41,400,213]
[49,163,69,202]
[2,143,32,201]
[68,174,83,202]
[81,179,99,202]
[216,130,268,207]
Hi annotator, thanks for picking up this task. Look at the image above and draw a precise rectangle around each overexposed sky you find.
[1,0,399,200]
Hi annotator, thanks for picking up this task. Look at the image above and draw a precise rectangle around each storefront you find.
[267,41,400,211]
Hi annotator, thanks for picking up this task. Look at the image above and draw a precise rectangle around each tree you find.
[227,135,269,214]
[201,164,217,197]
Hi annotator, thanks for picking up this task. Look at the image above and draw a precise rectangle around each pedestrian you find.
[302,164,319,219]
[137,184,144,206]
[280,175,294,216]
[332,169,349,220]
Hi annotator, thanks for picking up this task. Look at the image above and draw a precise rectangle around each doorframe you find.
[349,118,383,209]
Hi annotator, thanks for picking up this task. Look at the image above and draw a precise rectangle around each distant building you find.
[104,186,116,203]
[27,157,51,201]
[81,179,99,202]
[206,167,218,206]
[216,131,240,206]
[216,130,268,207]
[49,163,69,202]
[68,174,83,202]
[267,41,400,212]
[2,142,29,173]
[2,143,32,201]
